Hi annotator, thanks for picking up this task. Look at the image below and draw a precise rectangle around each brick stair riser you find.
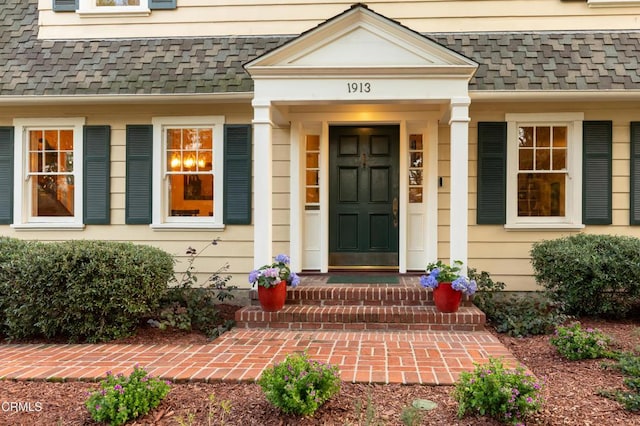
[235,321,484,332]
[249,287,474,307]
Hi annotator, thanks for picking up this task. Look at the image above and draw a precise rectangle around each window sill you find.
[11,223,85,231]
[588,0,640,7]
[151,223,226,231]
[504,223,585,231]
[77,8,151,17]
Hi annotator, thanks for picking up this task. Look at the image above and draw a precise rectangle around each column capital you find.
[448,97,471,124]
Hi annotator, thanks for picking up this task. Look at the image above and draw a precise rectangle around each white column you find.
[449,97,471,269]
[252,99,273,269]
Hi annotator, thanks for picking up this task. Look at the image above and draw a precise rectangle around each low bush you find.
[470,268,566,337]
[85,365,171,425]
[454,357,543,424]
[0,239,173,342]
[550,322,613,360]
[258,352,341,416]
[530,234,640,318]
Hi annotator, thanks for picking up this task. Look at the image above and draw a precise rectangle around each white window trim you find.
[11,117,85,230]
[588,0,640,7]
[151,116,225,230]
[505,112,585,230]
[77,0,151,16]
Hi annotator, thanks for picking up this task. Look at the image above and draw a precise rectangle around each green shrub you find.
[550,322,613,360]
[0,240,173,342]
[469,268,566,337]
[258,352,341,416]
[454,357,543,424]
[155,239,237,339]
[0,237,32,336]
[530,234,640,318]
[600,352,640,411]
[85,365,171,425]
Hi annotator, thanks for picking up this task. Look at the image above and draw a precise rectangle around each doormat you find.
[326,275,399,284]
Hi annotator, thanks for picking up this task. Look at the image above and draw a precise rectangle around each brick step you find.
[250,285,474,307]
[235,304,485,332]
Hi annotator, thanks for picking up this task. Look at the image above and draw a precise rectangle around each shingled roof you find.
[1,0,639,97]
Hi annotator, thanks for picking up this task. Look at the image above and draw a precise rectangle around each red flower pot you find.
[432,282,462,313]
[257,280,287,312]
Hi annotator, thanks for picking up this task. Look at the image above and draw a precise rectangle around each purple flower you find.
[420,274,439,289]
[289,272,301,288]
[248,270,260,284]
[263,267,280,278]
[275,254,290,264]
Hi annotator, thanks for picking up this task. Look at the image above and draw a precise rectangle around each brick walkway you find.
[0,329,518,385]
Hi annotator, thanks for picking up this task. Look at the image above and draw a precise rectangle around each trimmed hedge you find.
[530,234,640,318]
[0,238,173,342]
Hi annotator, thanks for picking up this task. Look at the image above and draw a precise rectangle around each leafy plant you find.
[600,352,640,411]
[156,238,237,339]
[469,268,566,337]
[400,405,424,426]
[349,391,384,426]
[550,322,613,360]
[249,254,301,288]
[531,234,640,318]
[454,357,543,424]
[85,365,171,426]
[258,352,341,416]
[0,239,173,342]
[420,260,477,294]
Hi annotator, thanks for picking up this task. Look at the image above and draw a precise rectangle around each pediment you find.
[245,3,477,77]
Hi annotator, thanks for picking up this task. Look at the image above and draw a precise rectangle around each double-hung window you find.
[152,116,224,229]
[13,118,85,228]
[506,113,584,228]
[77,0,150,15]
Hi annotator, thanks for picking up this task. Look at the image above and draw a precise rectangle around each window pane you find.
[410,152,423,168]
[306,187,319,203]
[306,135,319,151]
[306,153,318,168]
[59,130,73,150]
[518,127,533,147]
[167,129,182,150]
[32,176,74,217]
[535,148,550,170]
[44,130,58,150]
[536,126,551,147]
[97,0,140,5]
[517,173,565,217]
[519,148,533,170]
[409,187,423,203]
[409,170,422,185]
[552,148,566,170]
[410,134,423,150]
[168,151,181,171]
[306,170,319,186]
[553,126,567,147]
[168,174,214,217]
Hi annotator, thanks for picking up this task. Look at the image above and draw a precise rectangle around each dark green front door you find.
[329,125,399,267]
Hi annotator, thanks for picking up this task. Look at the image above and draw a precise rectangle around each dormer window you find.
[78,0,150,15]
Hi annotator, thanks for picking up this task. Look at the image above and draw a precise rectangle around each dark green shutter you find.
[149,0,177,9]
[83,126,111,225]
[477,122,507,224]
[126,125,153,224]
[223,124,252,224]
[0,127,14,224]
[630,123,640,225]
[52,0,78,11]
[583,121,612,225]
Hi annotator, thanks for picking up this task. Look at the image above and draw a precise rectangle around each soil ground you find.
[0,306,639,425]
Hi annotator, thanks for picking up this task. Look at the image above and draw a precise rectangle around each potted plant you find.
[420,260,477,313]
[249,254,300,312]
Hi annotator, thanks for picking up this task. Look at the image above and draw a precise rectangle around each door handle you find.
[392,197,398,228]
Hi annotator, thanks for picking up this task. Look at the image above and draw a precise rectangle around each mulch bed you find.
[0,306,639,425]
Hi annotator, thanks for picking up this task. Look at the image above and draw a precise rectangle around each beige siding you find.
[39,0,640,40]
[457,101,640,291]
[0,102,257,288]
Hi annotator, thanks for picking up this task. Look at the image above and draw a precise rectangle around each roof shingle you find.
[1,0,639,97]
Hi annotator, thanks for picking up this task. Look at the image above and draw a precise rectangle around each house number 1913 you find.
[347,82,371,93]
